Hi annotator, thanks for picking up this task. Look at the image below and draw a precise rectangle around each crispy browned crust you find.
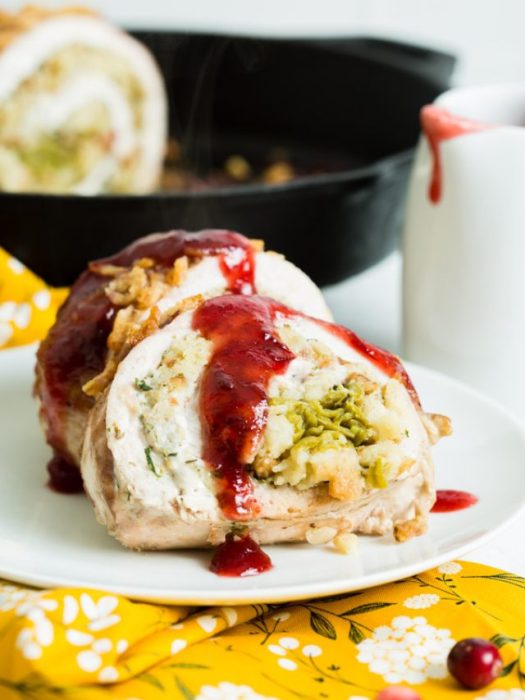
[82,255,207,399]
[82,294,203,398]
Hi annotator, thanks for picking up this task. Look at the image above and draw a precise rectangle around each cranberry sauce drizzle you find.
[431,489,478,513]
[36,230,256,473]
[420,105,488,204]
[194,295,420,523]
[37,272,116,471]
[313,317,420,406]
[106,229,256,294]
[182,232,255,295]
[210,532,272,577]
[47,455,84,494]
[272,304,418,405]
[193,296,295,520]
[193,295,419,575]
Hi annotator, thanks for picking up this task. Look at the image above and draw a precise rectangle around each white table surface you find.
[323,251,525,576]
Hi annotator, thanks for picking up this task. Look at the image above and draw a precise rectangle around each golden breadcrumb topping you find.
[394,513,428,542]
[82,254,203,397]
[421,412,453,445]
[83,239,264,396]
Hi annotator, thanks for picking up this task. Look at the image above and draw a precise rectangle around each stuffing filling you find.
[135,331,212,479]
[252,324,416,500]
[0,44,145,192]
[132,320,417,506]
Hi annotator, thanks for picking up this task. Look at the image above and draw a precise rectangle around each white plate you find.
[1,344,524,605]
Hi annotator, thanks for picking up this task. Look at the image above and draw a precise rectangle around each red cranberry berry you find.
[447,638,503,689]
[376,688,421,700]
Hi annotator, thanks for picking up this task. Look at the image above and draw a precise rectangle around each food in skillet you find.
[34,230,332,489]
[0,7,355,195]
[161,140,354,192]
[81,294,450,568]
[0,6,166,193]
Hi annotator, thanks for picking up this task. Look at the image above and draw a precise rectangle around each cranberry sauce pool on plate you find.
[80,295,451,574]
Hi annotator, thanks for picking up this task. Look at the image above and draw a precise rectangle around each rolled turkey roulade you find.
[35,230,332,484]
[0,6,166,193]
[81,294,450,551]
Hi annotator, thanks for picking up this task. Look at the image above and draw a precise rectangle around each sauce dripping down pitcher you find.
[403,84,525,417]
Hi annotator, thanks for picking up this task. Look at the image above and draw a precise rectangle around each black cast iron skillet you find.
[0,33,455,287]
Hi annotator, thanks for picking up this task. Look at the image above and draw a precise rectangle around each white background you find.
[2,0,525,85]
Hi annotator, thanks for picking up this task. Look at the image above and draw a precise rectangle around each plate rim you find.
[1,343,525,604]
[0,509,523,606]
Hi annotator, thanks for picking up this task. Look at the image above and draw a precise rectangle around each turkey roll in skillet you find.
[0,5,166,193]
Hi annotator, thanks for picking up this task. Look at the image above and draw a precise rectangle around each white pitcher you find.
[403,84,525,417]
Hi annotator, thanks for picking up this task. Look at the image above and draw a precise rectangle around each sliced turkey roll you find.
[35,230,332,484]
[0,6,166,193]
[82,295,450,550]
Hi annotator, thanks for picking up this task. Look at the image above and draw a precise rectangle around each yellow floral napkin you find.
[1,248,524,700]
[1,562,525,700]
[0,248,68,349]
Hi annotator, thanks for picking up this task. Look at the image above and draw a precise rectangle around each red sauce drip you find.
[193,296,295,519]
[192,295,417,575]
[47,454,84,494]
[313,318,420,406]
[195,295,418,524]
[421,105,488,204]
[219,246,255,295]
[107,230,256,292]
[210,533,272,577]
[37,230,256,473]
[431,489,478,513]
